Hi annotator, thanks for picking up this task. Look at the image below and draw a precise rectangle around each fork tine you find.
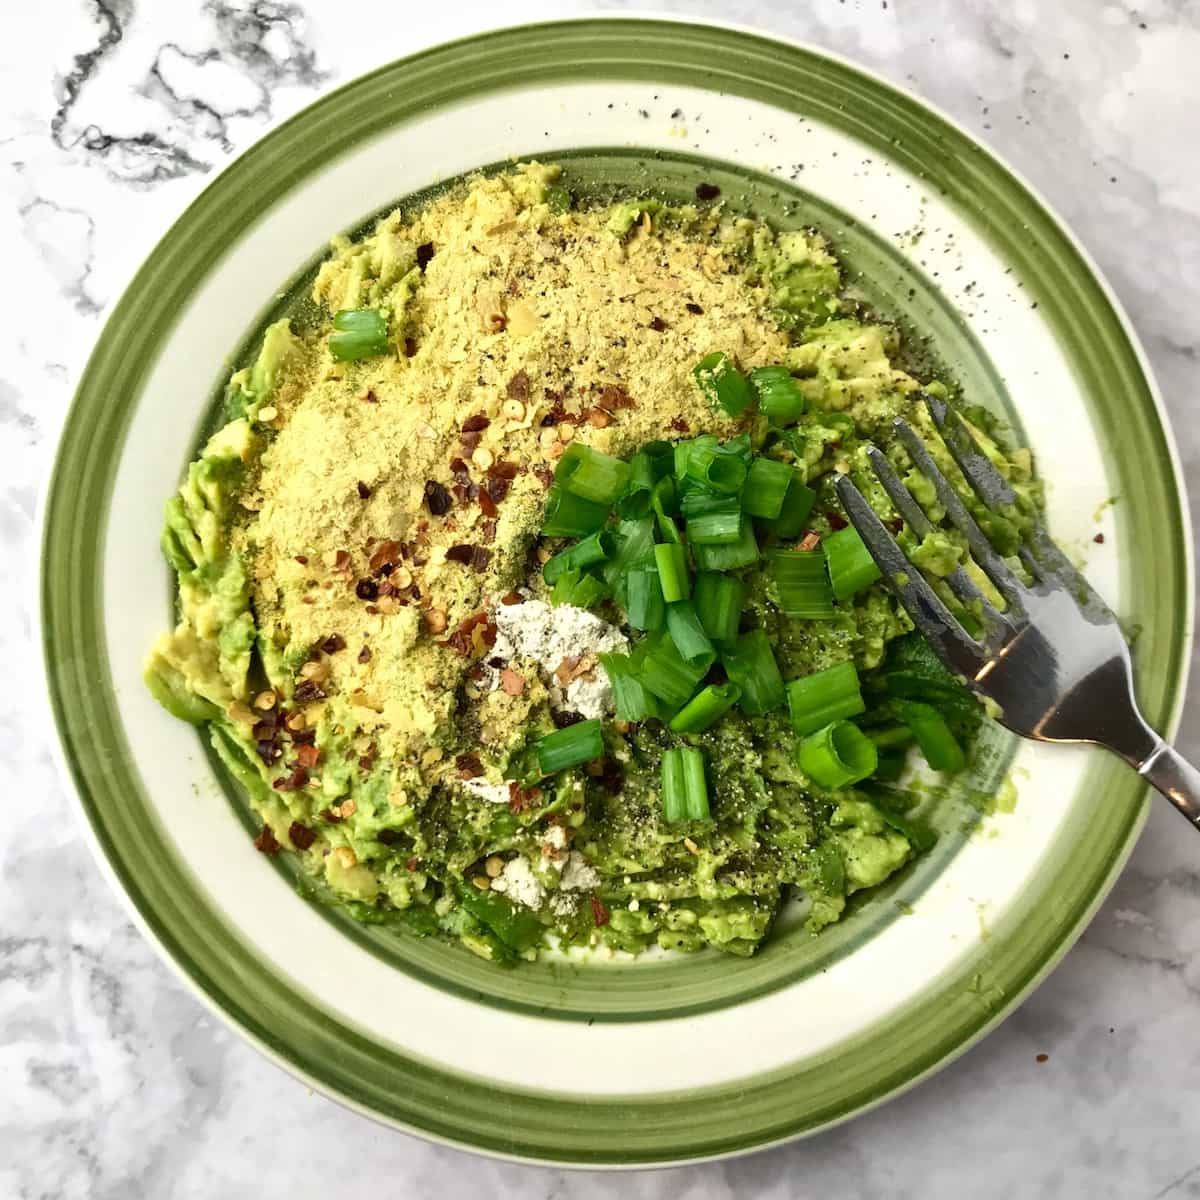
[893,417,1028,608]
[923,392,1018,509]
[924,394,1116,625]
[866,446,1016,644]
[835,475,985,678]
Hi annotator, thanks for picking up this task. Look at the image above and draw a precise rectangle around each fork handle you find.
[1138,742,1200,827]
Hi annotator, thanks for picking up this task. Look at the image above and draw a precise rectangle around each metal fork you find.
[835,393,1200,828]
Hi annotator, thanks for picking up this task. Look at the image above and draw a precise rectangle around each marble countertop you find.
[4,1,1198,1196]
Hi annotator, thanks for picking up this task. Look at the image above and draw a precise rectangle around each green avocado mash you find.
[145,163,1036,965]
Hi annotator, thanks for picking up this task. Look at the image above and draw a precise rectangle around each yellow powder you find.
[235,164,790,764]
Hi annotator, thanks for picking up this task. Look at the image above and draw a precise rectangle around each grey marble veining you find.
[3,2,1198,1197]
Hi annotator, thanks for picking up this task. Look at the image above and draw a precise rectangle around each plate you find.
[40,17,1192,1166]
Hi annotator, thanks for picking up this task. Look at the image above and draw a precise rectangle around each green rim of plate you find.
[41,18,1191,1166]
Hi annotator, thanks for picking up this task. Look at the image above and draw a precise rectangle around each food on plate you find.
[145,163,1038,963]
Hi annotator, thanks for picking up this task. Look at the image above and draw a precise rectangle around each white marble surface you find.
[3,1,1198,1195]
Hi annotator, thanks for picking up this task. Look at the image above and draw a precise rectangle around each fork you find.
[834,393,1200,828]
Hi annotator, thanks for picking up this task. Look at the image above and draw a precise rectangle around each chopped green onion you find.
[767,549,835,618]
[687,507,743,545]
[866,724,915,751]
[330,308,389,361]
[684,442,748,494]
[673,435,715,482]
[796,720,878,789]
[669,682,741,734]
[665,600,716,669]
[626,564,666,631]
[542,485,609,537]
[550,567,582,606]
[661,747,710,822]
[722,629,785,716]
[652,478,683,544]
[555,443,631,505]
[692,518,759,572]
[759,473,817,539]
[644,440,676,480]
[693,572,744,644]
[824,525,882,600]
[551,569,608,609]
[654,542,691,602]
[693,351,753,417]
[741,457,794,519]
[681,489,739,518]
[542,528,614,585]
[725,431,754,465]
[750,365,806,423]
[899,700,966,773]
[641,632,709,708]
[600,653,662,722]
[616,452,655,519]
[536,718,604,775]
[786,661,866,735]
[602,517,656,597]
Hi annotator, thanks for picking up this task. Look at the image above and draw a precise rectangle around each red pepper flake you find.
[405,856,420,871]
[685,302,703,315]
[648,316,668,332]
[441,611,494,658]
[295,743,321,769]
[403,336,418,358]
[362,389,377,403]
[462,412,491,433]
[695,182,721,201]
[500,591,523,605]
[486,476,510,505]
[500,667,526,696]
[597,383,636,410]
[507,781,542,814]
[319,807,342,824]
[478,488,498,518]
[272,766,309,792]
[459,431,482,455]
[356,480,372,499]
[455,752,484,779]
[534,465,554,488]
[797,531,822,552]
[355,578,379,600]
[590,894,611,927]
[377,828,402,846]
[416,241,435,271]
[288,822,316,851]
[507,369,531,401]
[333,549,352,573]
[445,544,475,565]
[292,679,326,704]
[320,633,346,654]
[470,545,492,572]
[424,480,452,516]
[488,460,520,481]
[826,511,849,531]
[368,540,402,575]
[1093,532,1105,544]
[294,554,309,565]
[1035,1053,1049,1064]
[481,519,497,544]
[669,415,690,433]
[253,824,281,855]
[358,644,372,663]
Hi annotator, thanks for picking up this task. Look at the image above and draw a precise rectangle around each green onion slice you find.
[536,718,604,775]
[795,720,878,789]
[786,661,866,735]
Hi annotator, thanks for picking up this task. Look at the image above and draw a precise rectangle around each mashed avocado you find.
[146,163,1035,964]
